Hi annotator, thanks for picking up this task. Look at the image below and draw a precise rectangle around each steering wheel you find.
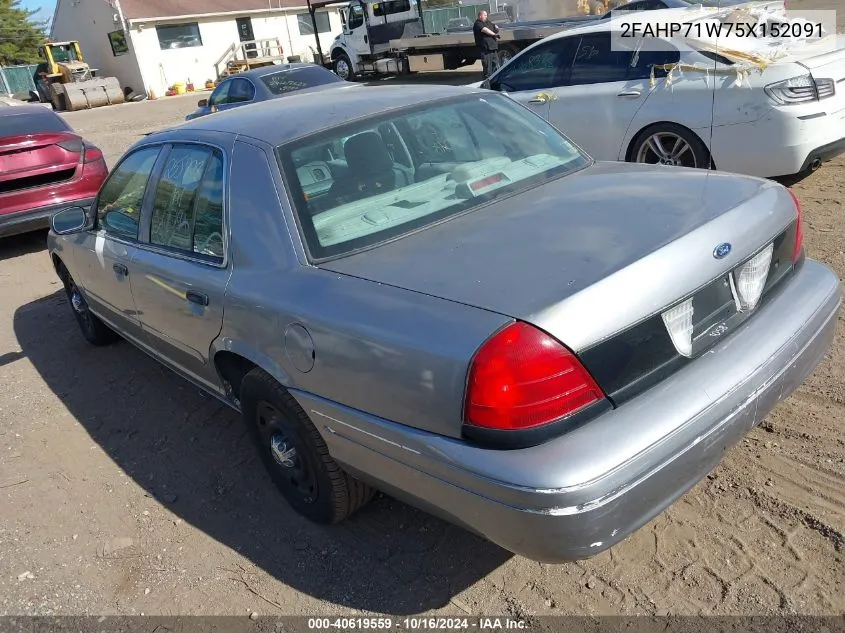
[197,231,224,257]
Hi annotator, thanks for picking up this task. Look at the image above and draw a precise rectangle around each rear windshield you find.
[277,93,590,261]
[259,66,343,95]
[0,109,71,137]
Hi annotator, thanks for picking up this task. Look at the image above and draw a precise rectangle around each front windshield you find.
[277,93,589,261]
[50,44,78,63]
[260,66,343,95]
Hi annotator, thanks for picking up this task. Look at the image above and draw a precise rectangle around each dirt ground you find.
[1,36,844,618]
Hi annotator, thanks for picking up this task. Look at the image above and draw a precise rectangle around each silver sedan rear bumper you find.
[296,259,841,562]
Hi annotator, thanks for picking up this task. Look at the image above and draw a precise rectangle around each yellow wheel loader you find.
[37,41,125,111]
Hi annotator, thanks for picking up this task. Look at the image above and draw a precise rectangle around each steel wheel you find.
[240,369,375,524]
[61,270,118,346]
[334,54,354,81]
[635,132,698,168]
[255,401,317,505]
[68,279,94,331]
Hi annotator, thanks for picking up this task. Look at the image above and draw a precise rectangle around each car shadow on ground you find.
[13,290,511,615]
[0,230,48,262]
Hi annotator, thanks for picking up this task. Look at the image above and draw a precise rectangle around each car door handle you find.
[617,90,642,98]
[186,290,209,307]
[528,95,548,105]
[113,263,128,276]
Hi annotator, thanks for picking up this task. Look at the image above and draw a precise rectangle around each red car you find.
[0,105,107,239]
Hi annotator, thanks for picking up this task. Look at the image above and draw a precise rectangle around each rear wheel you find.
[629,123,711,170]
[333,53,357,82]
[60,268,119,346]
[240,369,375,523]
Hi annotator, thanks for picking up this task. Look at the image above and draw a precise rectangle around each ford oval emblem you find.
[713,243,732,259]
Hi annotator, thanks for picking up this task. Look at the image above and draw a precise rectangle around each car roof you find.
[175,83,480,146]
[222,63,331,80]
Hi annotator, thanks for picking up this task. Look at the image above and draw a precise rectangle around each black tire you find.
[241,369,375,524]
[60,267,120,346]
[333,52,357,82]
[628,122,712,170]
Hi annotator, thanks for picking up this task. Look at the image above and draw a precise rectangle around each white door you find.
[345,2,370,57]
[486,36,581,122]
[544,33,656,161]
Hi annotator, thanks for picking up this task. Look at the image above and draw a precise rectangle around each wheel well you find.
[331,48,346,61]
[51,254,67,280]
[214,351,258,402]
[625,121,712,163]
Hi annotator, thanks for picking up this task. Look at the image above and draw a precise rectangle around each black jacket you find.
[473,19,499,51]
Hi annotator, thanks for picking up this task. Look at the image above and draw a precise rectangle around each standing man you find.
[473,10,501,79]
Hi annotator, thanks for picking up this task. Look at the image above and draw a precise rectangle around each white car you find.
[479,8,845,178]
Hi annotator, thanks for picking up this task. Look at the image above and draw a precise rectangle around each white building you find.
[50,0,345,98]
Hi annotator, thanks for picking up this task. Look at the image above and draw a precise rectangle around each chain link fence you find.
[0,64,40,96]
[422,4,490,33]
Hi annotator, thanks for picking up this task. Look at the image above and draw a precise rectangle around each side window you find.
[97,147,160,241]
[493,38,577,92]
[192,153,225,261]
[569,33,633,85]
[348,4,364,29]
[373,0,410,16]
[228,79,254,103]
[629,42,681,80]
[620,1,647,11]
[149,145,225,263]
[209,81,230,106]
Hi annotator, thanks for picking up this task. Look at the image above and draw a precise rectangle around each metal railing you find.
[213,38,286,79]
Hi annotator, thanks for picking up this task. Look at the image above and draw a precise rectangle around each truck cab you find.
[330,0,423,79]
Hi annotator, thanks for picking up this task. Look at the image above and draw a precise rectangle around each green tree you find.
[0,0,48,66]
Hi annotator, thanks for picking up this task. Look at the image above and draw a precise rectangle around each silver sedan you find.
[47,84,840,562]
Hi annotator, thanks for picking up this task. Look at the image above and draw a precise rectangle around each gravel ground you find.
[1,41,844,618]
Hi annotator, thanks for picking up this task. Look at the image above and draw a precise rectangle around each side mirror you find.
[50,206,90,235]
[197,98,208,107]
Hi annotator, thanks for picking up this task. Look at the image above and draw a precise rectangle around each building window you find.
[296,11,331,35]
[372,0,411,17]
[108,30,129,56]
[156,23,203,50]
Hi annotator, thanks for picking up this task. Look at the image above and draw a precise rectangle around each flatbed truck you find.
[304,0,600,80]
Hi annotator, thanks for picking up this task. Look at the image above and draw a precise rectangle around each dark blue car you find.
[185,63,350,121]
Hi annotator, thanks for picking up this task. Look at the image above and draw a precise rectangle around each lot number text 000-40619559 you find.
[307,618,527,630]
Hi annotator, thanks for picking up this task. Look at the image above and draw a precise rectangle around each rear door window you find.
[630,41,681,79]
[148,144,225,263]
[227,79,255,103]
[569,33,634,85]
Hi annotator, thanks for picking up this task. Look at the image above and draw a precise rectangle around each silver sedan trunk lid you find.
[320,162,798,352]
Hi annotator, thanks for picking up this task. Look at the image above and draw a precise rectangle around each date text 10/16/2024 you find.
[307,618,527,630]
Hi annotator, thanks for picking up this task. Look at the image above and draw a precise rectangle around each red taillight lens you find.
[464,322,605,431]
[82,141,104,164]
[788,188,803,263]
